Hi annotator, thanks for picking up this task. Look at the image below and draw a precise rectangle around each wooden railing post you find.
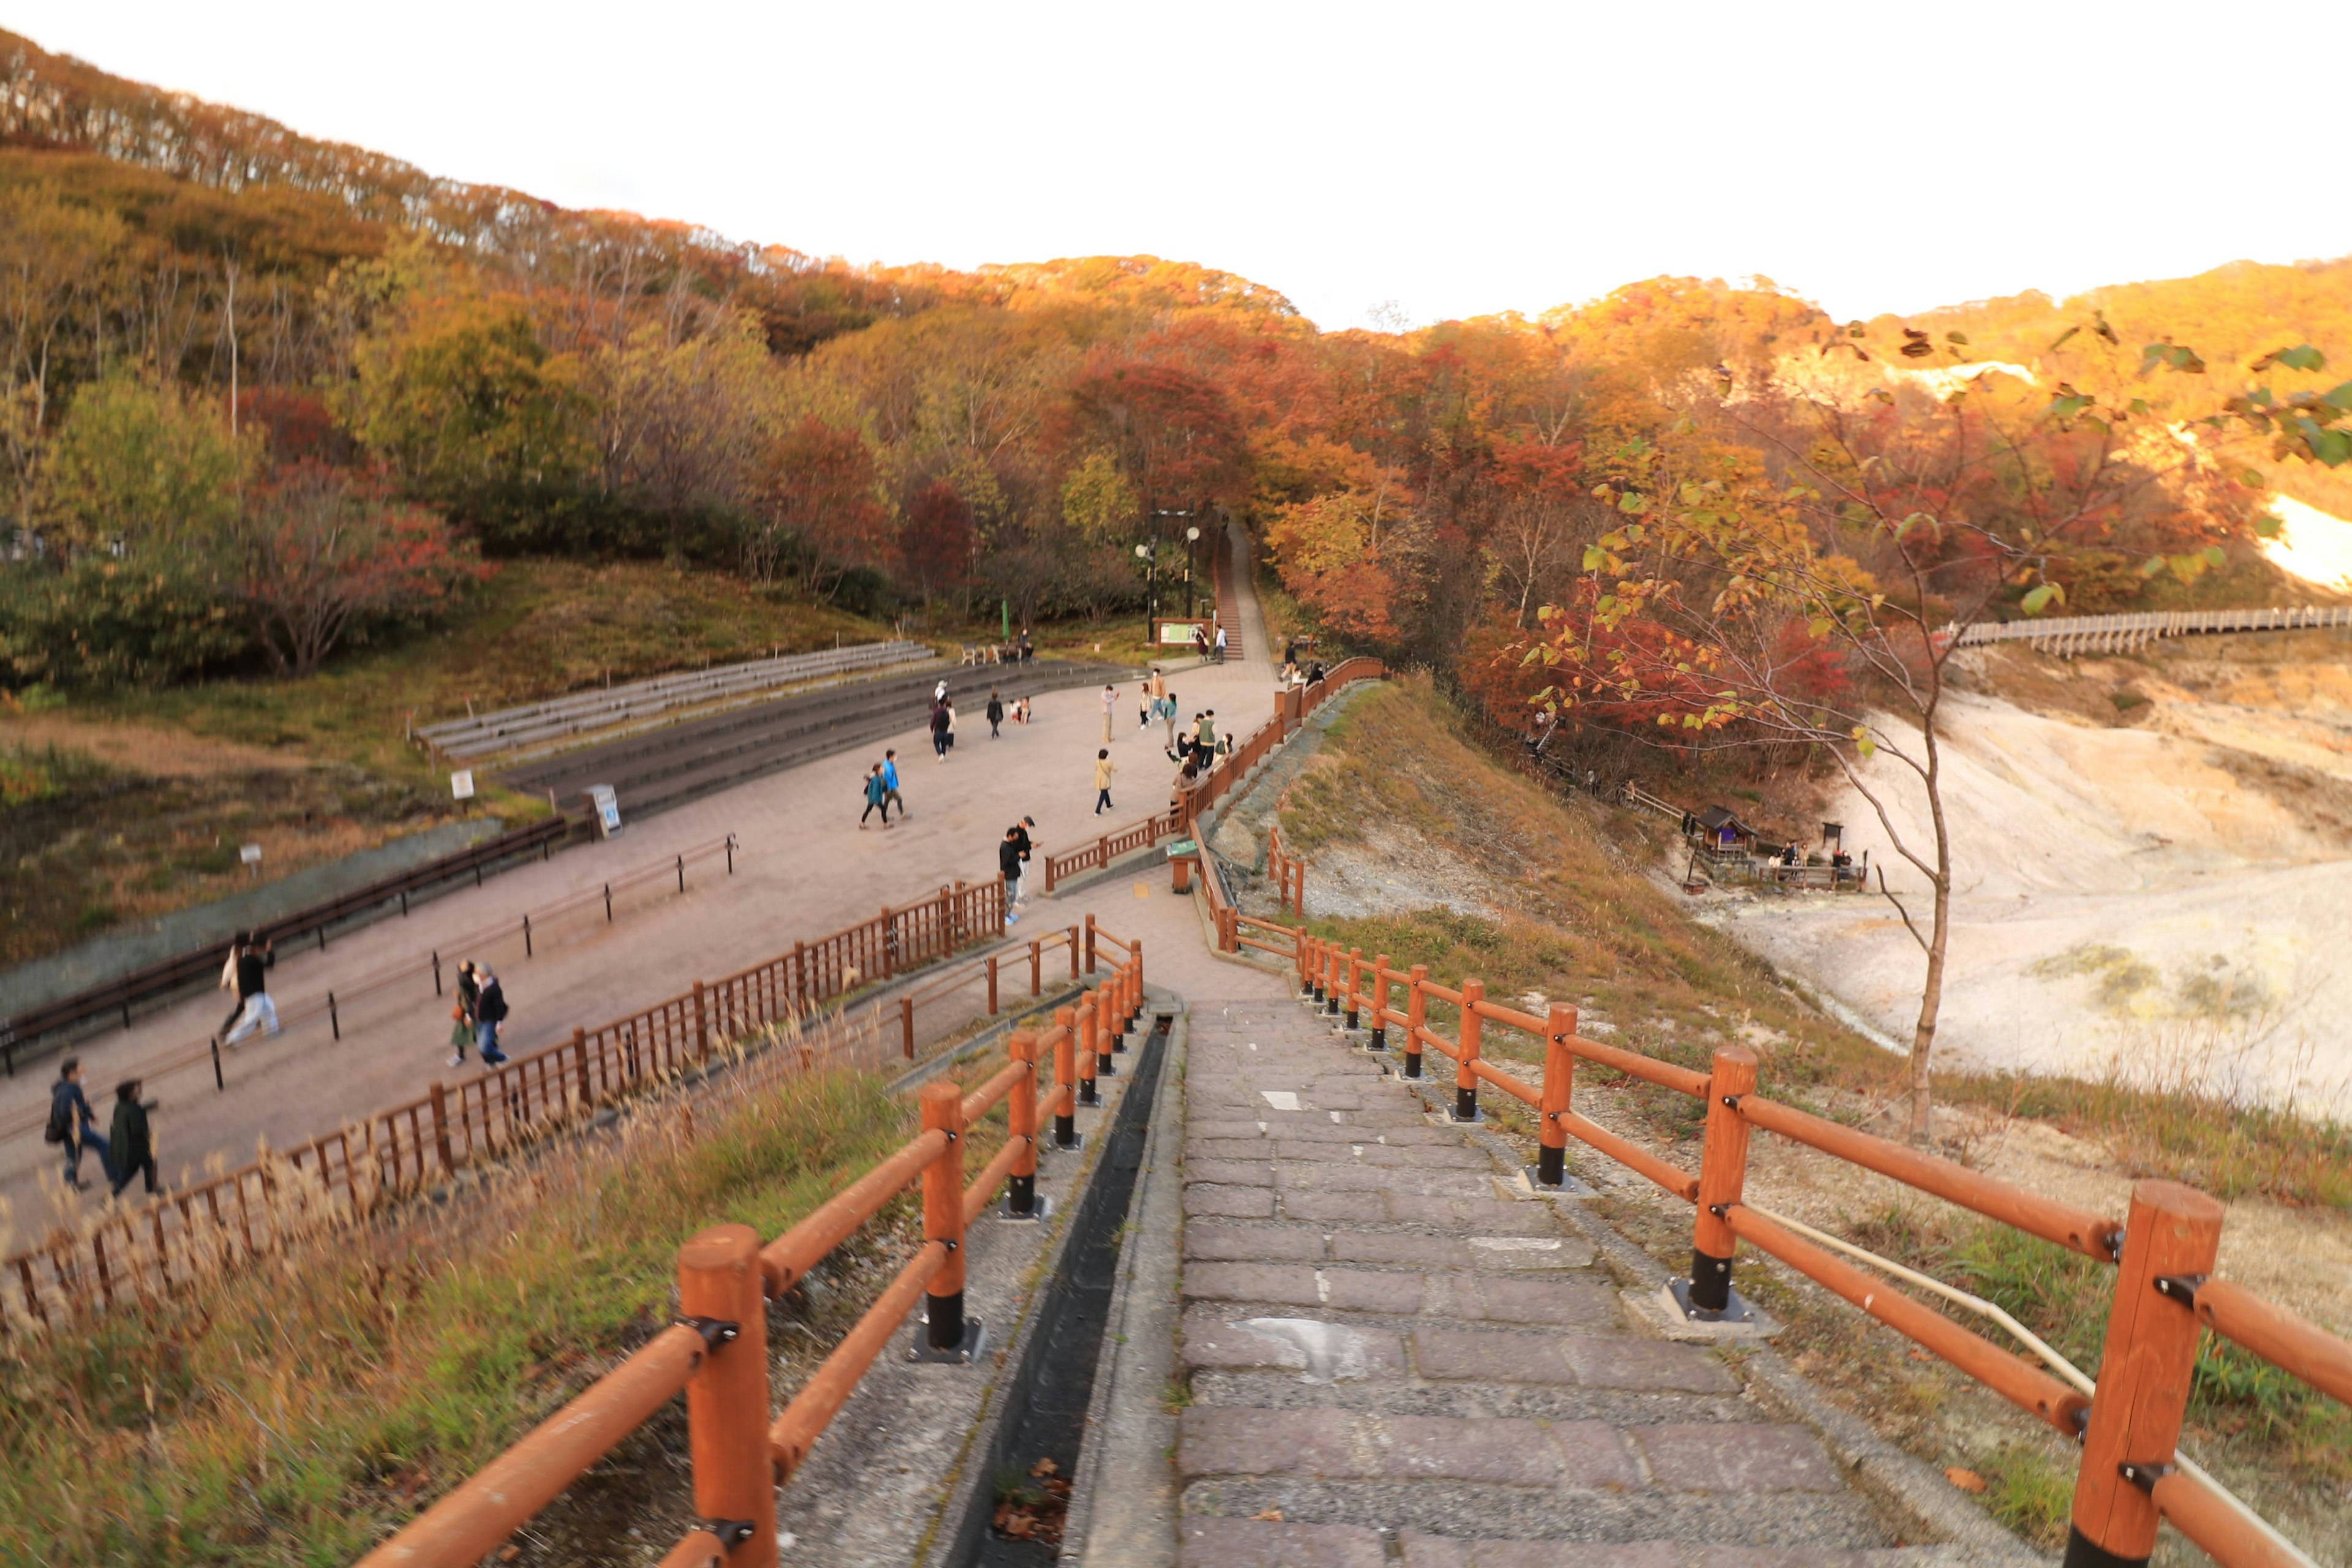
[1368,955,1391,1050]
[1307,936,1325,1003]
[1088,987,1115,1079]
[1067,925,1080,980]
[1403,965,1427,1079]
[2065,1180,2225,1567]
[1536,1005,1578,1187]
[1030,938,1042,997]
[1007,1030,1040,1217]
[1077,996,1101,1105]
[1343,947,1363,1029]
[1084,914,1097,974]
[900,995,914,1060]
[791,941,805,1015]
[429,1081,455,1174]
[676,1223,777,1567]
[1453,978,1485,1121]
[1052,1008,1079,1147]
[986,954,999,1015]
[693,979,709,1061]
[1684,1045,1759,1319]
[917,1081,972,1355]
[572,1027,590,1108]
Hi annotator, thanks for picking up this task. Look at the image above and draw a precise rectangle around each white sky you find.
[17,2,2350,331]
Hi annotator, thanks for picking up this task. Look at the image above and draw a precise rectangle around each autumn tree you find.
[42,368,246,555]
[899,480,974,605]
[237,461,477,675]
[749,416,890,597]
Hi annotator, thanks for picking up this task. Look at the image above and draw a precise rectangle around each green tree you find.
[42,368,245,556]
[1060,448,1137,542]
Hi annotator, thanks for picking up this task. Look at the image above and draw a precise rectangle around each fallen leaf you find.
[1252,1509,1285,1523]
[1909,1348,1934,1362]
[1028,1456,1060,1478]
[1945,1467,1988,1494]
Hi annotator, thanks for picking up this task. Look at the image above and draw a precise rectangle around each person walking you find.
[986,689,1005,738]
[1094,748,1117,815]
[1009,815,1038,904]
[1215,624,1228,663]
[215,931,275,1046]
[1100,684,1117,743]
[1000,827,1026,924]
[474,967,511,1066]
[447,959,481,1066]
[1197,710,1217,752]
[1017,628,1033,663]
[108,1080,159,1198]
[1192,625,1210,661]
[1137,680,1152,732]
[1157,692,1179,751]
[930,699,952,761]
[860,763,894,829]
[219,933,281,1046]
[46,1058,109,1191]
[944,698,959,753]
[883,750,907,817]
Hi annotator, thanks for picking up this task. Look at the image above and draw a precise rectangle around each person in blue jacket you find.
[46,1058,110,1191]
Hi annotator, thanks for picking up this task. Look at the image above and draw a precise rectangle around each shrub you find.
[0,557,254,688]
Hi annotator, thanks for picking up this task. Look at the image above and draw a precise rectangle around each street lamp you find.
[1183,524,1202,616]
[1134,541,1157,622]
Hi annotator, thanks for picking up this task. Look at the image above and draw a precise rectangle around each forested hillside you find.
[2,25,2345,737]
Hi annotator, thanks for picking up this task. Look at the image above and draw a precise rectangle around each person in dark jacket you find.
[448,960,482,1066]
[999,829,1026,925]
[474,967,511,1066]
[108,1080,159,1197]
[860,763,894,829]
[48,1058,109,1191]
[216,932,277,1046]
[986,690,1005,739]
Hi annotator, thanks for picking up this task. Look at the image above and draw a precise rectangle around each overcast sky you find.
[15,2,2348,331]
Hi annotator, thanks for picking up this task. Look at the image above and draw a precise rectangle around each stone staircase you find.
[1215,528,1247,661]
[1173,993,1966,1566]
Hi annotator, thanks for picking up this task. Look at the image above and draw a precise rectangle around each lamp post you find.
[1134,541,1158,623]
[1182,524,1202,616]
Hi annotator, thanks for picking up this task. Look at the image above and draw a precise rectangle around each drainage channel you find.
[956,1011,1175,1566]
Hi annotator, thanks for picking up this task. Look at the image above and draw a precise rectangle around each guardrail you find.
[415,639,937,760]
[0,816,571,1072]
[0,877,1028,1334]
[350,927,1149,1567]
[1042,657,1386,897]
[1945,605,2352,658]
[1265,823,1305,917]
[1261,925,2346,1568]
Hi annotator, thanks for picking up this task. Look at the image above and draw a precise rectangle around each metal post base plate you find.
[1667,1276,1756,1325]
[999,1194,1054,1223]
[908,1313,989,1365]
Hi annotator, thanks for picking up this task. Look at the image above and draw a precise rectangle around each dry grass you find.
[0,999,1021,1566]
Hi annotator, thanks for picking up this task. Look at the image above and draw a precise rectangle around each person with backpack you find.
[474,967,511,1066]
[986,689,1005,739]
[108,1080,159,1198]
[1094,748,1117,815]
[1000,827,1026,925]
[860,763,894,829]
[930,699,952,761]
[47,1058,109,1191]
[883,750,907,817]
[218,933,280,1046]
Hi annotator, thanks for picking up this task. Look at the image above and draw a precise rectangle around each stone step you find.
[1186,1219,1596,1272]
[1179,1517,1962,1567]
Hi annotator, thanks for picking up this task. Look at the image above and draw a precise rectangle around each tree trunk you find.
[1908,709,1954,1143]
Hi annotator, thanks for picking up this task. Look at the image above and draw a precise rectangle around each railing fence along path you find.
[0,879,1076,1335]
[352,926,1152,1568]
[0,816,571,1071]
[1945,604,2352,658]
[1045,656,1385,895]
[415,639,937,760]
[1251,924,2348,1568]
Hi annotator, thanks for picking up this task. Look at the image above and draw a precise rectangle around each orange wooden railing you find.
[352,930,1150,1568]
[1,880,1036,1334]
[1265,823,1305,918]
[1258,927,2345,1568]
[1041,657,1385,894]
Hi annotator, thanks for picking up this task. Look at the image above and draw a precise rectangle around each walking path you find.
[1166,977,1962,1565]
[0,638,1274,1231]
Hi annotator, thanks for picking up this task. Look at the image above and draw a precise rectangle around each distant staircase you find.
[1214,527,1246,660]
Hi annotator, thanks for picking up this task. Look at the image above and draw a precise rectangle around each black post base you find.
[1008,1173,1036,1215]
[1344,1008,1359,1029]
[909,1300,987,1364]
[1404,1052,1422,1079]
[1054,1114,1076,1147]
[1313,983,1325,1004]
[925,1289,963,1349]
[1079,1080,1099,1107]
[2060,1526,2148,1568]
[1097,1054,1117,1077]
[1368,1027,1386,1051]
[1686,1249,1735,1314]
[1537,1144,1565,1186]
[1450,1087,1481,1122]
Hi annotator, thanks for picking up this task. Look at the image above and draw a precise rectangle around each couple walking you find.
[447,960,511,1068]
[46,1057,159,1197]
[998,816,1039,922]
[861,750,908,828]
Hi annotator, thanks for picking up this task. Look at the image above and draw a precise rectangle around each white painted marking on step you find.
[1314,1270,1332,1303]
[1352,1145,1365,1158]
[1257,1120,1268,1132]
[1329,1111,1343,1123]
[1247,1042,1258,1051]
[1261,1090,1301,1111]
[1376,1135,1388,1145]
[1470,1237,1562,1253]
[1235,1317,1372,1384]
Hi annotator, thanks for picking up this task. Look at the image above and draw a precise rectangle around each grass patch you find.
[0,1059,922,1566]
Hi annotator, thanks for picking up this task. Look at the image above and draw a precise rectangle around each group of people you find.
[446,958,511,1067]
[997,815,1039,919]
[46,1057,157,1197]
[1188,624,1229,663]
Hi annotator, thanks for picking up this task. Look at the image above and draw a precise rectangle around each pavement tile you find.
[1378,1414,1566,1486]
[1178,1519,1389,1568]
[1559,1338,1735,1395]
[1178,1307,1407,1378]
[1188,1138,1278,1161]
[1184,1262,1324,1305]
[1468,1276,1621,1327]
[1323,1267,1431,1313]
[1410,1327,1576,1384]
[1185,1183,1276,1219]
[1334,1231,1477,1270]
[1189,1158,1277,1187]
[1278,1190,1392,1223]
[1283,1164,1492,1198]
[1178,1406,1370,1479]
[1634,1424,1843,1493]
[1185,1223,1325,1262]
[1402,1539,1679,1567]
[1189,1119,1272,1140]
